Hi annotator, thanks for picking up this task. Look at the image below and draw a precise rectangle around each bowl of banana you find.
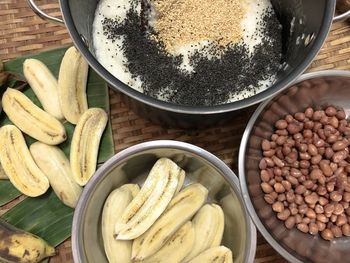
[72,140,256,263]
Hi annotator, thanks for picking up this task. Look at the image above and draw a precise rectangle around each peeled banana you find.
[0,163,8,179]
[132,183,209,260]
[175,169,185,194]
[23,59,64,120]
[2,88,66,145]
[58,46,89,124]
[29,142,82,208]
[102,184,140,263]
[0,219,55,263]
[70,108,108,186]
[0,125,49,197]
[139,221,195,263]
[115,158,183,240]
[188,246,233,263]
[183,204,225,261]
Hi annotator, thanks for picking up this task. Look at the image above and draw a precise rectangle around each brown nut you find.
[317,214,328,223]
[324,203,335,214]
[317,221,326,232]
[331,214,337,223]
[309,222,319,235]
[303,180,314,190]
[286,175,298,186]
[333,151,347,163]
[299,160,310,169]
[263,149,275,157]
[295,185,306,195]
[330,191,343,202]
[295,194,304,205]
[331,225,342,238]
[300,152,311,160]
[305,107,314,118]
[261,139,271,151]
[298,204,308,215]
[319,197,329,206]
[343,192,350,202]
[332,140,348,151]
[281,180,292,191]
[264,194,276,204]
[308,144,318,156]
[317,186,327,196]
[325,148,335,160]
[306,208,317,219]
[275,119,288,129]
[272,156,284,168]
[334,203,344,215]
[265,157,275,167]
[260,170,270,182]
[277,209,291,221]
[325,106,337,117]
[336,110,346,120]
[290,168,302,177]
[336,215,347,226]
[321,229,334,240]
[285,216,296,229]
[274,183,285,193]
[315,204,324,214]
[272,201,284,213]
[310,169,322,180]
[311,154,322,165]
[342,224,350,236]
[278,194,286,202]
[261,182,273,194]
[297,223,309,233]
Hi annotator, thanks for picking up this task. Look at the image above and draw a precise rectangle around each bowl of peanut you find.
[239,70,350,263]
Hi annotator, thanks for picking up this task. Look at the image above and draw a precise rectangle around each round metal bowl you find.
[72,140,256,263]
[239,70,350,263]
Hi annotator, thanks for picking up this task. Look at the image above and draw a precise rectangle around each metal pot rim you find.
[72,140,257,263]
[59,0,336,115]
[238,69,350,263]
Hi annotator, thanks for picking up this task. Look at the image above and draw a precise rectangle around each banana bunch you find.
[70,108,108,186]
[2,88,66,145]
[101,158,234,263]
[102,184,140,263]
[183,204,225,261]
[132,183,208,260]
[188,246,233,263]
[0,219,55,263]
[0,125,50,197]
[23,59,64,120]
[58,46,89,124]
[115,158,184,240]
[29,142,82,208]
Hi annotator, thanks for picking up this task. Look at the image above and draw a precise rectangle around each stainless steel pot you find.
[72,140,256,263]
[28,0,348,128]
[239,70,350,263]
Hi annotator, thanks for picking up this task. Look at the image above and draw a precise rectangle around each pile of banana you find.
[0,46,107,208]
[102,158,233,263]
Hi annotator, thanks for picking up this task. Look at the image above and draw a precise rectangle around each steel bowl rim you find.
[59,0,335,115]
[72,140,257,263]
[238,69,350,263]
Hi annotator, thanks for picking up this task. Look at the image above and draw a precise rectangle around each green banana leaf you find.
[0,47,114,205]
[0,47,115,253]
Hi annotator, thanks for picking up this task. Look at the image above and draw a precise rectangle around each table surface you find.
[1,1,350,262]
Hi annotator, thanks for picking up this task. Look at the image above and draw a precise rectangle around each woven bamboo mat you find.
[0,0,349,262]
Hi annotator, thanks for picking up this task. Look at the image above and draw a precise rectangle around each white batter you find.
[93,0,279,102]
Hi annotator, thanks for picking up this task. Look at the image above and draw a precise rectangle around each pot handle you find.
[333,10,350,22]
[26,0,64,25]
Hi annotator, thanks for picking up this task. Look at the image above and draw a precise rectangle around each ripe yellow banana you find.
[102,184,140,263]
[188,246,233,263]
[139,221,195,263]
[58,46,89,124]
[29,142,82,208]
[0,125,50,197]
[23,58,64,120]
[115,158,183,240]
[0,219,55,263]
[183,204,225,261]
[70,108,108,186]
[0,163,8,179]
[2,88,67,145]
[132,183,208,260]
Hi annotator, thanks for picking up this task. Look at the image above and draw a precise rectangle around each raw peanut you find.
[317,221,326,232]
[275,119,288,129]
[309,222,319,235]
[310,169,322,180]
[330,191,342,202]
[321,229,334,240]
[272,156,284,168]
[277,194,286,202]
[298,204,308,215]
[319,197,329,206]
[261,139,271,151]
[285,216,296,229]
[315,204,324,214]
[264,194,275,204]
[308,144,318,156]
[332,140,348,151]
[259,159,267,170]
[261,182,273,194]
[325,106,337,117]
[324,204,335,214]
[342,224,350,236]
[317,214,328,223]
[334,203,344,215]
[272,201,284,213]
[277,209,290,220]
[260,170,270,182]
[306,208,316,219]
[295,185,306,195]
[331,225,342,238]
[297,223,309,233]
[336,215,347,226]
[274,183,285,193]
[263,149,275,157]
